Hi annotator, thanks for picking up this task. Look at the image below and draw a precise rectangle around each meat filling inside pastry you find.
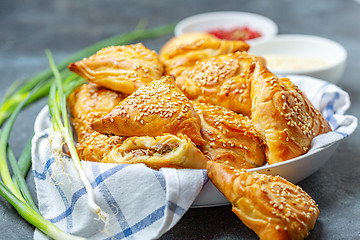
[159,32,250,78]
[207,161,320,240]
[102,133,208,170]
[250,62,331,164]
[68,43,164,94]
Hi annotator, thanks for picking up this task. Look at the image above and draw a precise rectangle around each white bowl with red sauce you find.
[249,34,347,84]
[174,11,278,44]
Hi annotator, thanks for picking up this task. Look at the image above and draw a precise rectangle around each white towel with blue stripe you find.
[32,75,357,240]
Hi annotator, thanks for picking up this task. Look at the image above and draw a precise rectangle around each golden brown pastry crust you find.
[192,101,266,169]
[207,161,319,240]
[91,75,205,146]
[102,133,208,170]
[68,43,164,94]
[159,32,250,78]
[67,83,126,142]
[176,52,264,116]
[250,62,331,164]
[76,132,127,162]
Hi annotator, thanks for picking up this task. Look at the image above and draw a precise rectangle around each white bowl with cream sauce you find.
[249,34,347,83]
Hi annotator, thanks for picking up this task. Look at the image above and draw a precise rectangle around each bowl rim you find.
[174,11,278,43]
[250,34,348,74]
[247,141,336,173]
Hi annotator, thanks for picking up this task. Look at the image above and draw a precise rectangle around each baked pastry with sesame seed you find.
[68,83,126,142]
[91,75,205,146]
[68,43,164,94]
[192,101,266,169]
[250,62,331,164]
[159,32,250,78]
[207,161,319,240]
[102,133,208,170]
[176,52,264,116]
[76,132,127,162]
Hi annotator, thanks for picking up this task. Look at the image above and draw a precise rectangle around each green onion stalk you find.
[8,142,39,213]
[0,22,175,239]
[47,50,110,227]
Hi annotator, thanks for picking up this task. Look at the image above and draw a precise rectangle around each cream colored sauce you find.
[263,54,329,71]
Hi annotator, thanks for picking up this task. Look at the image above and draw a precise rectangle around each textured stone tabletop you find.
[0,0,359,239]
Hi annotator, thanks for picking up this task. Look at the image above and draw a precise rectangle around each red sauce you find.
[207,26,262,41]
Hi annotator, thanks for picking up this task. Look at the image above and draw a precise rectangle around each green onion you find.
[7,146,40,213]
[13,137,33,178]
[47,50,109,224]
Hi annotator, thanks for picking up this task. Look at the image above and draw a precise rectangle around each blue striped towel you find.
[32,75,357,240]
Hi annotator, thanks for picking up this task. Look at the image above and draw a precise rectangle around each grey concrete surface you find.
[0,0,359,239]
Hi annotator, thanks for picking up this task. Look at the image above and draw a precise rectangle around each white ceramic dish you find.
[249,34,347,84]
[174,11,278,45]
